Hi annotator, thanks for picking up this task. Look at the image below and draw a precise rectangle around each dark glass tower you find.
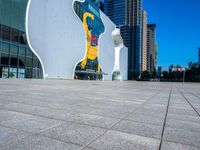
[198,48,200,64]
[147,24,156,73]
[0,0,43,79]
[102,0,142,80]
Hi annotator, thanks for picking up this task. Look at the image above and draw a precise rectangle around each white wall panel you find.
[120,46,128,80]
[26,0,128,80]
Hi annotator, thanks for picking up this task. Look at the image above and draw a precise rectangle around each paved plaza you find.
[0,79,200,150]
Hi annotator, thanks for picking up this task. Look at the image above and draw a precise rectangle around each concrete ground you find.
[0,79,200,150]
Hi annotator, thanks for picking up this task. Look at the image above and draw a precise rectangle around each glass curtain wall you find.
[0,0,43,79]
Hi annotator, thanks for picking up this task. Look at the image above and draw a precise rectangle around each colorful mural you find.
[73,0,105,80]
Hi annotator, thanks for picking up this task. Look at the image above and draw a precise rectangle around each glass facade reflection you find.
[73,0,104,80]
[102,0,142,79]
[0,0,43,79]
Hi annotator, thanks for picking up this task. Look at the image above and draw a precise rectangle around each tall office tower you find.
[157,66,162,76]
[141,10,147,71]
[147,24,157,72]
[0,0,43,79]
[103,0,126,25]
[103,0,142,79]
[198,48,200,64]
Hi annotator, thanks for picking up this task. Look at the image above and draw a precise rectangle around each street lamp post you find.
[183,68,187,84]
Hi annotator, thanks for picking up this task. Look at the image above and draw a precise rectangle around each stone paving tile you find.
[0,126,30,147]
[64,113,120,129]
[85,107,131,119]
[40,121,106,146]
[4,102,120,129]
[135,105,167,115]
[0,100,11,109]
[0,80,200,149]
[126,111,165,126]
[168,108,197,116]
[113,120,163,139]
[167,113,200,123]
[166,119,200,132]
[88,130,160,150]
[163,127,200,148]
[1,134,82,150]
[0,110,31,123]
[161,141,200,150]
[0,111,64,133]
[82,147,96,150]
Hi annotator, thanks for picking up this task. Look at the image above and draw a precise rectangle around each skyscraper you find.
[147,24,157,72]
[103,0,126,25]
[103,0,142,79]
[141,10,147,71]
[198,47,200,64]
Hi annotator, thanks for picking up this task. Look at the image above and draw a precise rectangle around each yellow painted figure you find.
[73,1,105,80]
[81,12,100,73]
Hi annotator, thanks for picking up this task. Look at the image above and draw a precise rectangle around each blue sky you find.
[143,0,200,70]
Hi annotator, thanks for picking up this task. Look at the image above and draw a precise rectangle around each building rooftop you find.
[0,80,200,150]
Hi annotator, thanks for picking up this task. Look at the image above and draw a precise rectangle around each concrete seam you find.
[177,87,200,117]
[158,87,172,150]
[81,88,164,150]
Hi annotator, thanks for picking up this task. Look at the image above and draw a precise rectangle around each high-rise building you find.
[103,0,126,25]
[141,10,147,71]
[147,24,157,72]
[103,0,142,79]
[157,66,162,76]
[198,47,200,64]
[0,0,43,79]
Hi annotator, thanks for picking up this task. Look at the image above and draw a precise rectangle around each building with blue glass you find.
[102,0,142,79]
[0,0,43,79]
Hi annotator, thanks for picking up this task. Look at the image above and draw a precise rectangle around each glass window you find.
[11,28,19,43]
[2,42,9,53]
[19,31,26,44]
[18,68,25,79]
[10,55,18,67]
[33,58,39,68]
[11,1,20,29]
[19,46,26,56]
[26,57,32,67]
[18,55,25,67]
[1,67,9,78]
[19,2,27,31]
[0,25,2,38]
[33,67,40,78]
[2,0,11,26]
[1,52,9,65]
[10,44,18,55]
[0,0,1,24]
[9,67,17,78]
[2,25,10,40]
[26,49,32,57]
[25,68,32,78]
[0,40,2,52]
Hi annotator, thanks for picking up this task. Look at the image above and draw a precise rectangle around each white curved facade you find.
[26,0,128,80]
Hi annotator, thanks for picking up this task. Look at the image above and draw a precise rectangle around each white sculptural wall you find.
[26,0,128,80]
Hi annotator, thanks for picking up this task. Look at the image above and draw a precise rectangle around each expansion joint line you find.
[81,88,164,150]
[177,87,200,117]
[185,87,200,99]
[159,87,172,150]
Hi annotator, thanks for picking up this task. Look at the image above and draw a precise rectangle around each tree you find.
[162,71,169,79]
[141,71,150,80]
